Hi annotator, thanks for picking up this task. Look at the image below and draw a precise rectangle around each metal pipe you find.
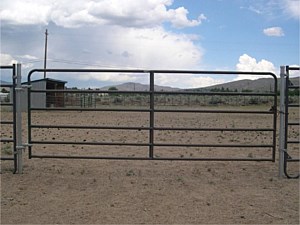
[16,64,23,173]
[30,124,274,132]
[30,141,150,146]
[272,72,278,162]
[30,88,275,96]
[43,29,48,79]
[30,154,274,161]
[12,64,17,174]
[149,71,154,158]
[278,66,286,178]
[30,107,151,112]
[27,69,32,159]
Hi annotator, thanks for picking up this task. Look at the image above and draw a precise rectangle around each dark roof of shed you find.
[22,78,67,84]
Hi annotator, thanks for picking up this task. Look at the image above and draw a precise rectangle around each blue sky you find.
[0,0,299,88]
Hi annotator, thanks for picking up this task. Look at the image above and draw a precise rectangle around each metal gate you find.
[279,66,300,178]
[0,64,23,173]
[27,69,277,162]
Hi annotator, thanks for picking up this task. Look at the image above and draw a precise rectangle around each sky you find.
[0,0,299,88]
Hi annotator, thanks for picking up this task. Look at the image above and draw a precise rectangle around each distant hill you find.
[100,82,180,91]
[98,77,299,93]
[0,80,10,85]
[189,77,300,92]
[0,80,12,92]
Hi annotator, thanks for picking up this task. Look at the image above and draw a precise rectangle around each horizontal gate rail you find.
[27,69,277,162]
[31,88,276,96]
[28,155,273,161]
[31,124,274,132]
[0,121,15,125]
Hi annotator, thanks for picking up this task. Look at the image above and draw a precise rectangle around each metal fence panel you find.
[27,69,277,162]
[0,65,17,173]
[279,66,300,178]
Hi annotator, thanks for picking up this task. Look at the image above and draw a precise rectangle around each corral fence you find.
[27,69,278,163]
[279,66,300,179]
[0,64,23,173]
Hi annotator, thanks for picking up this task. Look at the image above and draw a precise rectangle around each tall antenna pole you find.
[43,29,48,79]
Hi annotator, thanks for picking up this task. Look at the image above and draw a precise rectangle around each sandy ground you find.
[1,106,299,224]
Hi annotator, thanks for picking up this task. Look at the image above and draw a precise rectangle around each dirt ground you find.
[1,106,299,224]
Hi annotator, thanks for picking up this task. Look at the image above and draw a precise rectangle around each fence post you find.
[278,66,286,178]
[16,63,24,173]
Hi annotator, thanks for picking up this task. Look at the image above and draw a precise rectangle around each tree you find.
[108,87,118,91]
[108,86,118,96]
[1,88,9,93]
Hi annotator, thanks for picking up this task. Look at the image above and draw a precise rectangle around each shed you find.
[21,78,67,111]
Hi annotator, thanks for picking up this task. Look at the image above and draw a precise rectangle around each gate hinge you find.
[16,145,26,152]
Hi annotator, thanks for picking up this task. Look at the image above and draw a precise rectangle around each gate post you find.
[15,63,24,173]
[278,66,286,178]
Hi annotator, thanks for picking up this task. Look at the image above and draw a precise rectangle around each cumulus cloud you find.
[0,53,18,65]
[59,26,204,71]
[263,27,284,37]
[0,1,218,88]
[53,26,214,88]
[0,1,51,25]
[288,65,300,78]
[235,54,277,80]
[77,71,138,83]
[0,53,38,69]
[155,74,224,88]
[0,0,206,28]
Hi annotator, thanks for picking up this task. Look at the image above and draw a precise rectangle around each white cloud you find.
[155,74,224,88]
[263,27,284,37]
[0,0,206,28]
[0,53,18,65]
[168,8,206,28]
[288,65,300,78]
[0,53,38,69]
[283,0,300,20]
[77,72,138,82]
[248,6,262,14]
[78,26,204,70]
[56,26,214,88]
[18,55,39,60]
[0,0,51,25]
[241,0,299,20]
[235,54,277,80]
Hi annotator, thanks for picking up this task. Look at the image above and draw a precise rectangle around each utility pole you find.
[43,29,48,79]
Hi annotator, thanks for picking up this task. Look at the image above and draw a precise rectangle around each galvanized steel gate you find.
[0,64,23,173]
[27,69,278,162]
[279,66,300,179]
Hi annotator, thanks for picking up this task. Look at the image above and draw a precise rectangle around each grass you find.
[1,143,13,155]
[126,169,135,176]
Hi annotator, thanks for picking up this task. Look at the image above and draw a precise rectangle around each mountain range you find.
[100,82,180,91]
[100,77,299,92]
